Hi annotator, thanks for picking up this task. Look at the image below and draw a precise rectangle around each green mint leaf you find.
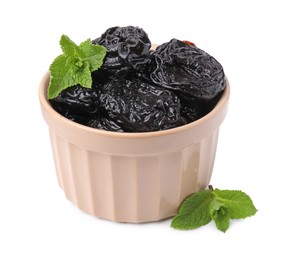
[210,201,230,232]
[48,55,78,99]
[70,59,92,88]
[171,190,213,230]
[171,186,257,232]
[213,189,258,219]
[79,39,107,72]
[60,34,85,59]
[48,54,92,99]
[48,34,106,99]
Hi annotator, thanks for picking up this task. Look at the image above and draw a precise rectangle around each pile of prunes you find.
[50,26,226,132]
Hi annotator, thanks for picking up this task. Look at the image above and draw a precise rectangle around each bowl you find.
[39,71,230,223]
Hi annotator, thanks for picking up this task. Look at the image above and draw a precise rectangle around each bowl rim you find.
[39,71,230,139]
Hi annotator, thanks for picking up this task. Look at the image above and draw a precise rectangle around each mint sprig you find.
[171,186,257,232]
[48,35,106,99]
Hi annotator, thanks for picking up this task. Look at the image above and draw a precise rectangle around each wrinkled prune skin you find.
[178,92,223,123]
[92,26,151,78]
[50,85,100,124]
[88,117,124,132]
[149,39,226,100]
[99,78,185,132]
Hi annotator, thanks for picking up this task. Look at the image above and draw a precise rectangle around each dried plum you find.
[149,39,226,100]
[50,85,101,124]
[179,92,223,123]
[99,78,185,132]
[88,117,124,132]
[92,26,151,78]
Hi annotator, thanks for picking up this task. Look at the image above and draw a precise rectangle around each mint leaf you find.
[60,34,85,59]
[213,189,258,219]
[171,190,213,230]
[48,34,106,99]
[70,59,92,88]
[210,202,230,232]
[79,39,106,72]
[48,55,81,99]
[171,186,257,232]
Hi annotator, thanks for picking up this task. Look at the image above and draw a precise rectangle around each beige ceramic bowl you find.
[39,72,230,223]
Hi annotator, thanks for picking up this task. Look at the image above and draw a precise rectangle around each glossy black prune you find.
[49,85,100,124]
[149,39,226,100]
[99,78,185,132]
[178,92,223,123]
[92,26,151,78]
[88,117,124,132]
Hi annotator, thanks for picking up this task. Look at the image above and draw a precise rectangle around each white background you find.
[1,0,290,259]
